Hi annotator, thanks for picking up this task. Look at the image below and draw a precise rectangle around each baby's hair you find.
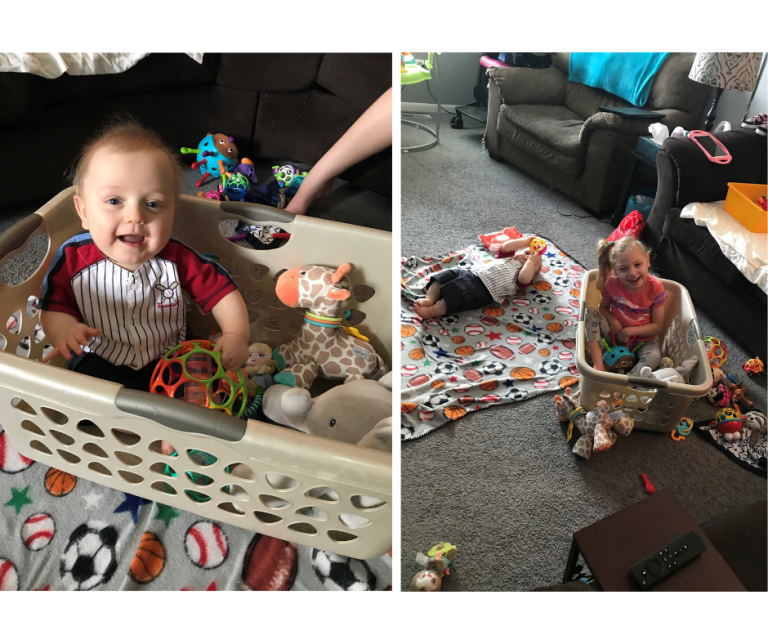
[70,116,182,195]
[596,236,650,291]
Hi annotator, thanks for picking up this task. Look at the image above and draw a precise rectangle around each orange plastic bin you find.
[724,182,767,233]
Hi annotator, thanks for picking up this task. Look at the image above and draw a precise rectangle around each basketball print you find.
[0,430,34,473]
[21,513,55,551]
[129,532,165,584]
[45,468,77,497]
[185,521,228,569]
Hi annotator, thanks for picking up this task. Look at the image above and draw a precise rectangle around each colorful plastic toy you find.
[272,164,301,188]
[150,339,249,418]
[640,472,656,494]
[704,336,728,368]
[181,133,239,188]
[411,542,457,592]
[671,417,693,441]
[234,158,257,183]
[528,237,548,255]
[744,356,764,376]
[710,407,743,442]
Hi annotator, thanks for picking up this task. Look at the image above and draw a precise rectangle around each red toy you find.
[744,356,764,376]
[607,210,645,242]
[640,472,656,494]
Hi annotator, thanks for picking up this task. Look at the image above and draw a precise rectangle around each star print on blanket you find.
[400,238,585,441]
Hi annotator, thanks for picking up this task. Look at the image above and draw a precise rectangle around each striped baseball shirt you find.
[40,232,237,369]
[471,257,523,305]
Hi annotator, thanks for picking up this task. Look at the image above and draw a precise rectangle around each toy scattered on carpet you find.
[710,407,744,442]
[704,336,728,369]
[411,542,457,592]
[554,387,634,458]
[744,356,764,376]
[708,383,732,407]
[671,417,693,441]
[640,472,656,494]
[181,133,239,188]
[744,411,767,448]
[639,356,698,384]
[262,373,392,451]
[272,263,386,389]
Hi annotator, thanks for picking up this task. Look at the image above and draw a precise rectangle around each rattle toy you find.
[671,417,693,441]
[710,407,743,442]
[181,133,239,188]
[411,542,457,592]
[272,164,305,189]
[704,336,728,368]
[528,236,547,255]
[640,472,656,494]
[744,356,764,376]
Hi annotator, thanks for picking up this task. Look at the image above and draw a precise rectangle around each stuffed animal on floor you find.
[744,411,767,447]
[640,356,698,384]
[411,542,457,592]
[554,387,634,459]
[262,372,392,451]
[272,263,386,389]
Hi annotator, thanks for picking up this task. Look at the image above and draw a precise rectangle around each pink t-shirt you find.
[602,274,668,339]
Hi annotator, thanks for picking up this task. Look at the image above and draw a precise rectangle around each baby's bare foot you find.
[414,299,447,319]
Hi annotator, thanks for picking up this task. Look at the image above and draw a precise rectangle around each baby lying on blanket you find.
[414,235,542,319]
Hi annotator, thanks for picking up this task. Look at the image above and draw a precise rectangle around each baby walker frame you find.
[0,189,392,559]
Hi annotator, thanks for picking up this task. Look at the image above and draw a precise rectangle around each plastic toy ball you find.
[528,237,548,255]
[150,340,249,418]
[704,336,728,368]
[226,172,250,192]
[181,133,239,188]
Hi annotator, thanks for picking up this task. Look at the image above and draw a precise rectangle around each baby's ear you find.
[73,195,89,229]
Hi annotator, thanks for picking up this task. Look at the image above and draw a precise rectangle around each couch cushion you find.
[217,54,324,92]
[316,54,391,110]
[39,54,219,105]
[662,209,765,295]
[0,73,42,124]
[500,105,585,157]
[646,53,708,114]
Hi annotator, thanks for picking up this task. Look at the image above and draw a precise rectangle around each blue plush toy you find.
[181,132,239,187]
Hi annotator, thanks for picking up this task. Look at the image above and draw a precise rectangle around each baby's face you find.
[74,147,177,272]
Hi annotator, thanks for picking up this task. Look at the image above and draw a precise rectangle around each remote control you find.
[630,531,706,590]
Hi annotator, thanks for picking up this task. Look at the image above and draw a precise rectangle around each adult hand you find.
[214,333,249,371]
[42,324,100,363]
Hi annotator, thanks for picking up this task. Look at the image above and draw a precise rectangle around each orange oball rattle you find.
[529,237,547,255]
[704,336,728,369]
[150,340,249,417]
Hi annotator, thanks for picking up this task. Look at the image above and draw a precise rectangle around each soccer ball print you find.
[311,549,377,591]
[59,521,118,591]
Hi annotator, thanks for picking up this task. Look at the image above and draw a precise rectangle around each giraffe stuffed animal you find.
[554,387,634,459]
[273,263,385,389]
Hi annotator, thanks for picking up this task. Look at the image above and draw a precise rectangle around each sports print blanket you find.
[0,430,391,591]
[401,238,585,441]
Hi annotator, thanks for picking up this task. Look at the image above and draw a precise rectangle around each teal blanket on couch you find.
[569,53,670,107]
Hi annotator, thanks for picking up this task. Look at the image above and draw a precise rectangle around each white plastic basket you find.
[0,188,392,559]
[575,270,712,432]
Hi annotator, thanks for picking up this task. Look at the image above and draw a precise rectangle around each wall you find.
[401,52,482,109]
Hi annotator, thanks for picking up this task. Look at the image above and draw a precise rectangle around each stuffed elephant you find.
[640,356,698,384]
[262,372,392,451]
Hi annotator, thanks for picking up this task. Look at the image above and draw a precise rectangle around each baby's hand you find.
[214,333,249,371]
[608,317,624,335]
[617,328,633,344]
[42,324,100,363]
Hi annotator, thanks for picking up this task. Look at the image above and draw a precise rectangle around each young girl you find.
[587,236,667,374]
[414,235,542,319]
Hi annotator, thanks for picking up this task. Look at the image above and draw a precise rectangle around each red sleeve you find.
[160,240,238,314]
[39,244,82,321]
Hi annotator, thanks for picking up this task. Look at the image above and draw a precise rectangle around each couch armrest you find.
[578,112,651,145]
[487,66,565,106]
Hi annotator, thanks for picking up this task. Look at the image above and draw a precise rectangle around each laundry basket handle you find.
[626,376,668,389]
[221,202,296,224]
[0,213,43,262]
[115,389,246,442]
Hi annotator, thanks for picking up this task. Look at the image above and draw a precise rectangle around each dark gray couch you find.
[484,53,710,214]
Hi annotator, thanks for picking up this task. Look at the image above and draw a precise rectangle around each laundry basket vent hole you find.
[223,259,243,277]
[247,309,260,325]
[306,486,340,503]
[118,470,144,485]
[21,420,45,436]
[625,395,638,403]
[6,311,22,335]
[34,322,44,343]
[640,396,653,405]
[0,334,5,351]
[339,514,372,528]
[272,268,287,283]
[327,530,359,543]
[250,264,270,281]
[50,429,74,445]
[660,419,671,426]
[634,415,644,423]
[646,416,657,425]
[149,440,177,456]
[12,397,36,415]
[83,443,108,459]
[42,407,69,425]
[115,451,143,467]
[27,296,39,318]
[1,233,48,287]
[268,296,286,310]
[218,502,245,516]
[221,484,250,501]
[266,472,299,491]
[185,471,214,487]
[29,440,51,455]
[57,449,81,464]
[77,421,104,439]
[226,463,255,481]
[287,522,317,535]
[599,391,611,398]
[112,428,140,446]
[88,462,112,477]
[263,316,282,332]
[613,392,624,400]
[17,335,31,357]
[351,495,386,510]
[637,407,648,413]
[150,463,177,478]
[184,490,211,503]
[187,450,217,467]
[352,285,375,303]
[151,481,177,495]
[254,511,282,524]
[296,506,328,521]
[623,406,634,413]
[259,494,290,509]
[245,288,264,304]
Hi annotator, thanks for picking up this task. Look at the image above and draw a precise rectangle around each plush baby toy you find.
[411,542,457,592]
[640,356,698,384]
[272,263,386,389]
[244,342,276,389]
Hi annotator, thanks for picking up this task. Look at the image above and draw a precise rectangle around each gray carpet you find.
[400,115,767,592]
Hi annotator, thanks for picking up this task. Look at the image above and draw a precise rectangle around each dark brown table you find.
[563,489,746,591]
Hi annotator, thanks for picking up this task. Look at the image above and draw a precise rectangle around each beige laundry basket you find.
[575,270,712,432]
[0,188,392,559]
